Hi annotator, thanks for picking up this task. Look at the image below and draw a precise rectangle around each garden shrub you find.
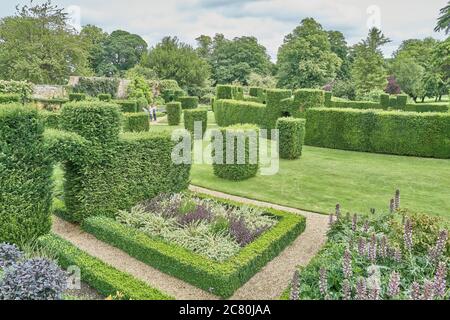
[0,80,33,101]
[0,104,52,244]
[73,77,119,98]
[68,93,86,101]
[136,97,149,112]
[216,85,233,100]
[82,194,306,298]
[166,102,182,126]
[178,96,199,109]
[37,234,173,300]
[324,92,332,107]
[0,243,23,269]
[330,100,383,110]
[214,99,266,127]
[389,96,398,108]
[54,101,191,222]
[161,88,185,103]
[276,117,306,160]
[0,258,67,300]
[396,94,408,109]
[249,87,264,98]
[123,113,149,132]
[0,93,20,104]
[39,110,61,129]
[98,93,112,102]
[264,89,292,130]
[291,89,325,118]
[380,93,390,109]
[113,99,138,113]
[212,124,259,181]
[305,108,450,158]
[184,108,208,138]
[404,104,448,113]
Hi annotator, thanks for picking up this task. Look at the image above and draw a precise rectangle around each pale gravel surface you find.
[189,185,329,300]
[52,187,328,300]
[52,216,218,300]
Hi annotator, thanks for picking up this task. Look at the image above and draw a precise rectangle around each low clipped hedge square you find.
[81,193,306,298]
[38,234,173,300]
[276,117,306,160]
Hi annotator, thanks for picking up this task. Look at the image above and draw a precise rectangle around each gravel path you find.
[52,216,218,300]
[52,187,329,300]
[189,185,329,300]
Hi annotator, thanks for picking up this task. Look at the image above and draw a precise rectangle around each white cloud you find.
[1,0,447,59]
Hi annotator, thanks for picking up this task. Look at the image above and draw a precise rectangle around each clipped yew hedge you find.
[214,99,266,127]
[113,99,138,113]
[330,100,383,110]
[404,104,449,113]
[0,104,52,244]
[178,96,199,109]
[276,117,306,160]
[212,124,260,181]
[38,234,173,300]
[166,102,182,125]
[184,108,208,138]
[0,93,21,104]
[305,108,450,158]
[68,93,86,102]
[123,112,149,132]
[51,101,191,222]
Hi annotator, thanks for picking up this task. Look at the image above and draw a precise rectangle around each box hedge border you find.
[37,234,173,300]
[81,193,306,298]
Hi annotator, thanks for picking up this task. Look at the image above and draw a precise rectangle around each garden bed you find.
[82,192,306,298]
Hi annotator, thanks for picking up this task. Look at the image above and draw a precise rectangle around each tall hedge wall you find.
[264,89,293,130]
[305,108,450,158]
[0,104,52,244]
[214,99,266,127]
[292,89,325,117]
[56,101,191,222]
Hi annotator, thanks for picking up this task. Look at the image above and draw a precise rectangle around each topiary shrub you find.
[123,113,149,132]
[276,117,306,160]
[39,110,61,129]
[212,124,259,181]
[380,93,390,109]
[291,89,325,118]
[0,258,67,300]
[113,99,138,113]
[389,96,398,108]
[178,96,199,109]
[166,102,182,126]
[396,94,408,109]
[98,93,112,102]
[249,87,265,99]
[214,99,266,128]
[264,89,293,130]
[216,85,233,100]
[68,93,86,102]
[0,105,52,244]
[184,108,208,139]
[324,91,332,108]
[50,101,191,222]
[0,93,20,104]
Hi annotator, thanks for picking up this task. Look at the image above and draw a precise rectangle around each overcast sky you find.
[1,0,448,60]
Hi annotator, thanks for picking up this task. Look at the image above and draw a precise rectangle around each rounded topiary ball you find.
[212,124,259,181]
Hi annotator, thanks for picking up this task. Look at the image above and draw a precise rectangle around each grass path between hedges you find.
[189,186,329,300]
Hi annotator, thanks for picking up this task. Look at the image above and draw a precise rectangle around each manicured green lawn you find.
[191,146,450,220]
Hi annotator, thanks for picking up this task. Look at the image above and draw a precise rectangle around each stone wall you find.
[32,85,67,99]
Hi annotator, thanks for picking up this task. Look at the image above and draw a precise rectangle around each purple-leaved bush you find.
[229,217,265,247]
[177,204,213,226]
[0,243,23,269]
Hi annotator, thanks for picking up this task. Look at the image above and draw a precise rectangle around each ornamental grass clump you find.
[116,193,278,262]
[287,192,449,300]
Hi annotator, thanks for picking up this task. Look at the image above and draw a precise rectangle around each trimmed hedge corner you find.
[37,234,173,300]
[166,102,182,126]
[214,99,266,128]
[0,104,52,244]
[212,124,260,181]
[184,108,208,138]
[123,112,149,132]
[305,108,450,158]
[82,194,306,298]
[276,117,306,160]
[178,96,199,109]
